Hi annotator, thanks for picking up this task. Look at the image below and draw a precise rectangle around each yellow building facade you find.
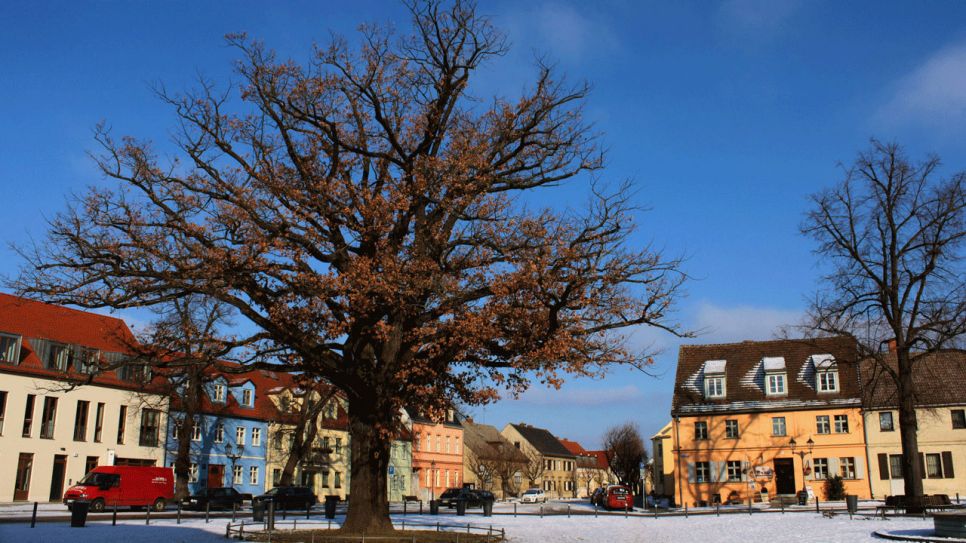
[672,337,871,507]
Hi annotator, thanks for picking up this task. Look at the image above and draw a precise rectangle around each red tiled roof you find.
[587,450,610,470]
[559,438,589,456]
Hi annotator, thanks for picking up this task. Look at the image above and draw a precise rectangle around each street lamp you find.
[789,437,814,496]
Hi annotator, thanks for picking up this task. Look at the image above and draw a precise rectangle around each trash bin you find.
[482,499,494,517]
[798,491,808,506]
[456,499,467,516]
[324,495,339,519]
[70,500,90,528]
[252,500,266,522]
[846,494,858,514]
[430,499,439,515]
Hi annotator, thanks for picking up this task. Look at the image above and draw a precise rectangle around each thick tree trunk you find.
[896,350,924,512]
[173,417,194,500]
[342,395,394,533]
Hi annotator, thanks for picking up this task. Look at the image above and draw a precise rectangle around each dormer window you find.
[0,333,22,364]
[762,357,787,396]
[213,384,226,403]
[810,354,839,393]
[703,359,727,399]
[242,389,253,407]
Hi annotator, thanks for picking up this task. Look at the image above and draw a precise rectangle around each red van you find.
[63,466,174,512]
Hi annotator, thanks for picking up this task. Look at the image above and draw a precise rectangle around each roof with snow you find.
[704,359,726,374]
[672,337,860,416]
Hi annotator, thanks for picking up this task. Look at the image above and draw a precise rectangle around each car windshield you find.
[524,490,540,495]
[78,472,119,487]
[611,487,628,496]
[440,489,460,498]
[264,488,280,496]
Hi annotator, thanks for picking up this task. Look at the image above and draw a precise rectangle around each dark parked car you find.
[438,488,495,508]
[253,486,318,510]
[183,487,246,510]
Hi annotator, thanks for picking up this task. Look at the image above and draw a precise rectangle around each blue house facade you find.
[165,375,271,496]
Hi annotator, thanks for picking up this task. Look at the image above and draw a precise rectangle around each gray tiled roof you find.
[510,423,575,457]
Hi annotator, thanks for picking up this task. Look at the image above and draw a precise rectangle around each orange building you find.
[410,411,463,501]
[671,337,871,507]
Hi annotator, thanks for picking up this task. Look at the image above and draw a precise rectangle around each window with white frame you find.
[816,415,830,434]
[813,458,829,479]
[772,417,786,436]
[251,428,261,447]
[839,457,856,479]
[213,384,225,403]
[242,389,253,407]
[694,421,708,440]
[726,460,742,481]
[725,419,739,439]
[695,462,711,483]
[767,373,786,395]
[925,454,944,478]
[817,370,839,392]
[249,466,259,485]
[704,376,726,399]
[834,414,849,433]
[233,465,243,485]
[191,421,201,441]
[215,423,224,443]
[189,463,199,483]
[236,426,246,445]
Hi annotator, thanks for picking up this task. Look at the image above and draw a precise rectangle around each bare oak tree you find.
[603,422,647,490]
[13,1,686,530]
[801,140,965,508]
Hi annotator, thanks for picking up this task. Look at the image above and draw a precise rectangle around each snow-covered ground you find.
[0,510,937,543]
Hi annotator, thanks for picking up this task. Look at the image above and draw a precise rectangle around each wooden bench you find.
[877,495,959,517]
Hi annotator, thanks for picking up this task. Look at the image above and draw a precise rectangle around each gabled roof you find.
[651,420,673,440]
[558,438,589,456]
[860,350,966,409]
[672,336,860,415]
[508,423,575,458]
[587,450,610,470]
[462,420,527,464]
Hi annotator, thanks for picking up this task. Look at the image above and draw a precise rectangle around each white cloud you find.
[690,301,803,344]
[496,2,618,65]
[715,0,803,38]
[879,41,966,130]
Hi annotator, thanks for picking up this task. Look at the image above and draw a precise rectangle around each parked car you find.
[183,487,247,510]
[253,486,318,510]
[601,485,633,510]
[63,466,174,512]
[519,488,547,503]
[590,487,606,506]
[437,488,495,508]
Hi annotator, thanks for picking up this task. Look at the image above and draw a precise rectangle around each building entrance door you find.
[773,458,796,495]
[49,455,67,501]
[208,464,224,488]
[14,453,34,501]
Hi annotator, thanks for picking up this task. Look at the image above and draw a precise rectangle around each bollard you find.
[206,500,211,523]
[240,523,245,539]
[402,520,406,530]
[294,518,298,530]
[781,499,785,514]
[437,521,441,532]
[282,505,287,520]
[594,503,597,518]
[146,506,151,525]
[31,502,38,529]
[816,498,820,514]
[568,505,571,518]
[232,502,237,522]
[514,503,517,517]
[957,493,961,504]
[113,504,118,526]
[540,505,543,518]
[404,501,407,516]
[328,520,332,530]
[306,503,311,519]
[178,501,183,524]
[684,503,688,518]
[625,504,629,518]
[467,523,471,533]
[420,501,423,515]
[748,496,752,515]
[226,521,231,538]
[716,502,720,517]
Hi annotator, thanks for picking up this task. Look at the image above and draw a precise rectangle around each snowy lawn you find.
[0,511,936,543]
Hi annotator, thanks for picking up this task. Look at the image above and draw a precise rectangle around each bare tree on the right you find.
[801,140,965,510]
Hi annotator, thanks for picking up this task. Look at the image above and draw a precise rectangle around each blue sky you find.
[2,0,966,450]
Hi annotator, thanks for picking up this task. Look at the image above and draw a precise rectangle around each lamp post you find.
[789,437,814,495]
[430,460,437,501]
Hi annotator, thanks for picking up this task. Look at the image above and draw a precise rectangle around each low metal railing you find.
[224,518,506,542]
